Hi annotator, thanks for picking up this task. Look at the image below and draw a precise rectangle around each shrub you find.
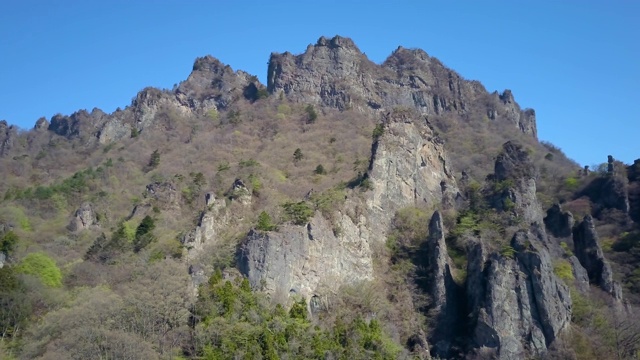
[148,150,161,169]
[314,164,326,175]
[256,211,276,231]
[305,104,318,123]
[217,161,230,172]
[293,148,303,163]
[500,245,516,259]
[282,201,314,225]
[0,231,18,255]
[17,252,62,287]
[372,124,384,139]
[553,259,575,282]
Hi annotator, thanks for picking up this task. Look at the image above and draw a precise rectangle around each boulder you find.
[67,203,98,232]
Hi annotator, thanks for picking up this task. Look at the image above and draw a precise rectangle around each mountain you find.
[0,35,638,360]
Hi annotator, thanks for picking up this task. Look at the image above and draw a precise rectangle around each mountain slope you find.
[0,35,638,360]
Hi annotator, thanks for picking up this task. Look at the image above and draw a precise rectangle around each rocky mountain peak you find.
[268,35,538,138]
[315,35,360,51]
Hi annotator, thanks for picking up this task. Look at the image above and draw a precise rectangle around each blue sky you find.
[1,1,638,166]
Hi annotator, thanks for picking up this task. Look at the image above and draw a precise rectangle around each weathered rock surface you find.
[491,141,543,226]
[32,56,257,145]
[627,159,640,223]
[465,141,571,359]
[467,229,571,359]
[0,120,17,157]
[366,109,459,240]
[568,255,591,294]
[237,213,374,302]
[579,175,630,218]
[268,35,537,138]
[573,215,621,300]
[423,211,462,358]
[145,181,180,210]
[67,203,98,232]
[182,197,228,263]
[544,203,574,238]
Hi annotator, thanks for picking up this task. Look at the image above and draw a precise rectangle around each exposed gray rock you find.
[176,55,255,112]
[0,252,5,269]
[467,229,571,359]
[67,203,98,232]
[237,213,374,303]
[145,181,179,210]
[491,141,543,226]
[628,159,640,223]
[424,210,461,358]
[268,35,537,138]
[366,109,459,241]
[544,203,574,238]
[572,215,619,298]
[0,120,17,157]
[34,117,49,130]
[182,197,228,261]
[579,175,630,217]
[568,255,591,294]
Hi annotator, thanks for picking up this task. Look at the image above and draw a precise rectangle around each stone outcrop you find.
[423,211,462,358]
[544,203,574,238]
[467,229,572,359]
[176,55,258,111]
[579,174,630,218]
[145,181,180,210]
[32,56,257,145]
[627,159,640,223]
[573,215,623,300]
[182,196,228,263]
[237,213,374,302]
[465,141,571,359]
[365,109,459,240]
[491,141,543,226]
[0,120,17,157]
[268,35,537,138]
[67,203,98,232]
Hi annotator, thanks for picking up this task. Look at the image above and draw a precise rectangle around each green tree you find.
[148,149,161,169]
[282,201,314,225]
[0,231,18,255]
[314,164,326,175]
[372,123,384,139]
[134,216,156,252]
[256,211,276,231]
[17,252,62,287]
[293,148,303,163]
[305,104,318,123]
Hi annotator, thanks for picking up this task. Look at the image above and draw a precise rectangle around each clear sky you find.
[1,1,638,166]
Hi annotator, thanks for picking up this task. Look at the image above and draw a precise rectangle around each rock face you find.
[366,109,459,240]
[467,229,571,360]
[423,211,462,358]
[465,141,571,359]
[182,197,228,263]
[67,203,98,232]
[268,35,537,138]
[36,56,256,145]
[491,141,543,226]
[544,203,574,238]
[237,213,374,302]
[627,159,640,223]
[145,182,180,210]
[0,120,17,157]
[579,175,630,218]
[573,215,622,300]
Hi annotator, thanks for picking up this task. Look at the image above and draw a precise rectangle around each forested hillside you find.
[1,36,638,359]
